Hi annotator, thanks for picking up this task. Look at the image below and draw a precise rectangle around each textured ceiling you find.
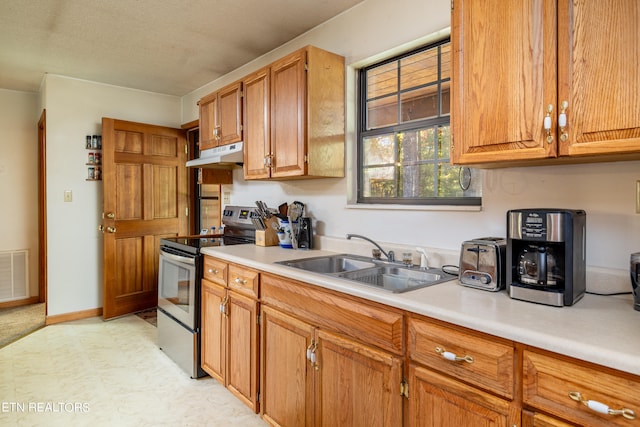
[0,0,363,96]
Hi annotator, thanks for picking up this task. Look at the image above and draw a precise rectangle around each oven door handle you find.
[160,250,196,265]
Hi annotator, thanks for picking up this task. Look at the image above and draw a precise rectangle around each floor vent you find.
[0,250,28,302]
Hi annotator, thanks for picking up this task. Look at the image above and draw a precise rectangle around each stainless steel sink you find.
[276,254,456,293]
[339,266,454,293]
[276,254,376,274]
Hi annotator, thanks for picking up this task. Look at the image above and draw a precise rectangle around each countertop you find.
[201,244,640,377]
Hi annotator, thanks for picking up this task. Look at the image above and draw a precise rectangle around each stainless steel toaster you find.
[459,237,507,291]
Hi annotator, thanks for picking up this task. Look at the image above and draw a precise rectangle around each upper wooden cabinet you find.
[199,81,243,151]
[243,46,345,180]
[451,0,640,166]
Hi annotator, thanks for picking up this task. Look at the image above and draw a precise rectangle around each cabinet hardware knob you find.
[234,277,247,285]
[435,346,474,363]
[569,391,636,420]
[105,212,115,219]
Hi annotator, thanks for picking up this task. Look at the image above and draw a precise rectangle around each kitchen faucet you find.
[346,234,395,262]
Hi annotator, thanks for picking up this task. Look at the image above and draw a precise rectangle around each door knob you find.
[106,226,116,233]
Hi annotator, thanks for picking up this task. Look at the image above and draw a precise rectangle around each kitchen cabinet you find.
[201,257,260,412]
[451,0,640,166]
[199,81,243,151]
[260,273,403,427]
[523,349,640,426]
[405,315,519,426]
[243,46,345,180]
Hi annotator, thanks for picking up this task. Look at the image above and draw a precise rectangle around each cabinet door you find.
[407,363,520,427]
[261,305,315,427]
[218,81,243,145]
[451,0,557,164]
[199,94,219,151]
[243,67,271,179]
[316,329,403,427]
[227,291,259,412]
[270,48,307,178]
[558,1,640,157]
[201,279,226,383]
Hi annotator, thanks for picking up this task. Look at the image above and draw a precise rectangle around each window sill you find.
[346,203,482,212]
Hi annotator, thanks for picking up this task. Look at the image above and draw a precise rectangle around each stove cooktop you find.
[160,235,254,255]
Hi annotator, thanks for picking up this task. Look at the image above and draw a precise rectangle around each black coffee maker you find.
[506,209,586,306]
[631,253,640,311]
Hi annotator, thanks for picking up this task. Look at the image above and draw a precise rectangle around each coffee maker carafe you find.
[507,209,586,306]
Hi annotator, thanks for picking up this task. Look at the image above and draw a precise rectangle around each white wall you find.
[0,89,39,297]
[42,75,181,316]
[181,0,639,293]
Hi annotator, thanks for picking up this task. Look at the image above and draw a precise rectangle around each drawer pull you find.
[234,277,247,285]
[435,346,474,364]
[569,391,636,420]
[208,268,218,274]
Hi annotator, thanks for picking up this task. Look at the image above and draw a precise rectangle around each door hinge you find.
[256,314,260,325]
[450,0,454,10]
[400,379,409,398]
[185,207,189,217]
[185,143,188,154]
[304,154,308,164]
[256,391,260,403]
[305,62,309,71]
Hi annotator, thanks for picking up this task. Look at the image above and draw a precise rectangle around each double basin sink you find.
[276,253,457,293]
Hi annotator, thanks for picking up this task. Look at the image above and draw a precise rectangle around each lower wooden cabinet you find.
[407,364,520,427]
[260,275,403,427]
[201,259,260,413]
[522,410,578,427]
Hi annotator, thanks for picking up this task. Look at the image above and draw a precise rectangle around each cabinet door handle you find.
[234,277,247,285]
[569,391,636,420]
[306,340,315,361]
[435,346,474,363]
[558,100,569,142]
[543,104,554,144]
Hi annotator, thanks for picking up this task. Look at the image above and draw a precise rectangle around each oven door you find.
[158,247,198,330]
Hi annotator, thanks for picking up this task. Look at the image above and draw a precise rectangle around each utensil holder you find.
[255,217,280,247]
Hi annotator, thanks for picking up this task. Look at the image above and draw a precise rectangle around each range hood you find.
[186,142,244,168]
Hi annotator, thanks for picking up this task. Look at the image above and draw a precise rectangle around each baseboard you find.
[0,296,40,309]
[46,307,103,325]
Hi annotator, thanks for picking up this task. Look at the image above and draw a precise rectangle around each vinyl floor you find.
[0,315,266,426]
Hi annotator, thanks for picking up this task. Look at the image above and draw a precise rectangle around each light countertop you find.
[201,245,640,377]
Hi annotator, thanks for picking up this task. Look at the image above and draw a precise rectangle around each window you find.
[357,39,481,206]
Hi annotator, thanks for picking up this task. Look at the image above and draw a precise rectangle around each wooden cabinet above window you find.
[451,0,640,167]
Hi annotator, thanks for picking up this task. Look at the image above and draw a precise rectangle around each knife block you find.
[255,217,280,247]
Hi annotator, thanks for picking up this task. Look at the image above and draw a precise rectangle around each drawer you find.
[228,263,259,298]
[523,349,640,427]
[203,256,227,286]
[407,315,514,399]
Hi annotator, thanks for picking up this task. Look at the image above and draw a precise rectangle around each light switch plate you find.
[64,190,72,202]
[223,191,231,204]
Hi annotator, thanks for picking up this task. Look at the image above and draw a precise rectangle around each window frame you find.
[356,38,480,207]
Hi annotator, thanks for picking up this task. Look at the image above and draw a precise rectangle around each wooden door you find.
[451,0,557,165]
[316,329,403,427]
[261,305,314,427]
[227,290,259,412]
[201,279,226,383]
[270,48,307,178]
[243,67,271,179]
[218,81,243,145]
[102,118,187,319]
[407,363,520,427]
[199,93,219,150]
[558,1,640,157]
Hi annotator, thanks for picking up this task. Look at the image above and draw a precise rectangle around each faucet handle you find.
[372,248,382,259]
